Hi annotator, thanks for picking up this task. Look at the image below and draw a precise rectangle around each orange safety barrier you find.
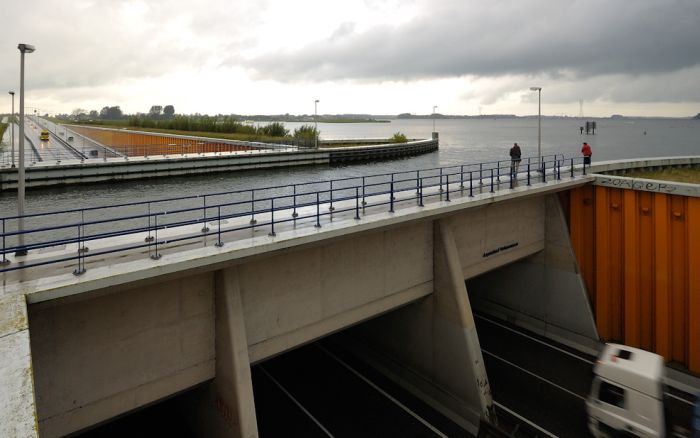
[567,185,700,374]
[69,126,256,157]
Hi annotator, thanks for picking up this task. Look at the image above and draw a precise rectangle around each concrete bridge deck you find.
[1,156,697,437]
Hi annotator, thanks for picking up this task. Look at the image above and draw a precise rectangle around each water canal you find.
[1,117,698,216]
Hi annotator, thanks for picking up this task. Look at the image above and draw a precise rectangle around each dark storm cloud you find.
[244,0,700,82]
[0,0,257,91]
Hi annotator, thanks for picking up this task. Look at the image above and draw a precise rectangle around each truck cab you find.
[40,130,50,141]
[587,343,667,437]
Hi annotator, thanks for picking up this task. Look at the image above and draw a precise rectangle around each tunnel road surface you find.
[475,313,696,437]
[253,341,468,437]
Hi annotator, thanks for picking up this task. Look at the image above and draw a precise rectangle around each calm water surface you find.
[1,117,698,215]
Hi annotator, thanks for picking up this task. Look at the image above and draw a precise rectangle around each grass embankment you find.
[94,125,291,143]
[65,122,294,144]
[0,122,8,149]
[624,168,700,184]
[63,121,409,147]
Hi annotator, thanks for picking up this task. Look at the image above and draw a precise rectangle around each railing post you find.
[527,162,531,186]
[250,189,257,225]
[419,178,424,206]
[543,161,547,183]
[145,203,154,242]
[509,165,514,189]
[292,184,298,218]
[497,160,501,182]
[362,176,367,206]
[460,165,465,189]
[1,219,8,265]
[389,182,395,212]
[445,174,450,202]
[490,168,495,193]
[439,168,443,192]
[355,187,360,220]
[479,163,483,185]
[416,170,420,194]
[314,192,321,228]
[557,160,561,180]
[201,195,210,232]
[469,171,474,197]
[570,158,574,178]
[268,199,276,237]
[151,215,161,260]
[329,180,335,211]
[215,206,224,247]
[73,224,86,276]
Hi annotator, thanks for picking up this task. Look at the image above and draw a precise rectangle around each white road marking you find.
[476,314,697,404]
[475,313,595,364]
[666,391,694,406]
[316,344,449,438]
[259,365,335,438]
[482,349,587,401]
[493,401,559,438]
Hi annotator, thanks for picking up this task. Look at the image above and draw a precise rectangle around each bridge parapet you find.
[1,154,600,437]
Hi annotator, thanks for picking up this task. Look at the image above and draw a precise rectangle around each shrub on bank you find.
[390,132,408,143]
[293,125,320,147]
[0,123,7,149]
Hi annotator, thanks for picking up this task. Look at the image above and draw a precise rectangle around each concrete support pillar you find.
[0,295,38,438]
[467,194,599,352]
[187,267,258,438]
[433,221,494,424]
[344,220,493,434]
[215,267,258,438]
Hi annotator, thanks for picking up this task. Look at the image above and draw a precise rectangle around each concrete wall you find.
[239,220,434,363]
[0,139,437,190]
[447,196,546,279]
[24,195,555,437]
[28,273,216,437]
[467,194,599,352]
[343,220,494,435]
[0,295,38,438]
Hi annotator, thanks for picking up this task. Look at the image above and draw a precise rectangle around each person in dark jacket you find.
[509,142,522,176]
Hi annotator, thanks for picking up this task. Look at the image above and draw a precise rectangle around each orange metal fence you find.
[566,185,700,374]
[70,126,255,157]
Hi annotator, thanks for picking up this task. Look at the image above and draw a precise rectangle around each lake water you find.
[0,117,698,215]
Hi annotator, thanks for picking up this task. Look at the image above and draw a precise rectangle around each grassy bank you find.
[63,122,299,144]
[624,167,700,184]
[0,122,8,149]
[62,121,408,147]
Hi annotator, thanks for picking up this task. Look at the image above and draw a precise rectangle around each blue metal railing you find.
[1,154,589,275]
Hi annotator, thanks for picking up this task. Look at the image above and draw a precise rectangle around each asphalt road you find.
[474,313,696,437]
[253,341,467,438]
[76,313,697,437]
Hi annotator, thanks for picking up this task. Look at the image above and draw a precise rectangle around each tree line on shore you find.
[64,105,320,142]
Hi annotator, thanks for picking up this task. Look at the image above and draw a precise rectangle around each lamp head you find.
[9,91,15,96]
[530,87,541,91]
[315,99,319,103]
[18,43,36,53]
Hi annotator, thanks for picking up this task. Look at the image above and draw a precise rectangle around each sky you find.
[3,0,700,118]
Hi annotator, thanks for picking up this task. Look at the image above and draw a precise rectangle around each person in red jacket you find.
[581,142,592,167]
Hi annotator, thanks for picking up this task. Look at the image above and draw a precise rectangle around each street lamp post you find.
[17,43,35,256]
[8,91,15,167]
[314,99,319,149]
[432,105,438,133]
[530,87,542,170]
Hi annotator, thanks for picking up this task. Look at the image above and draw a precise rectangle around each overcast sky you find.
[3,0,700,117]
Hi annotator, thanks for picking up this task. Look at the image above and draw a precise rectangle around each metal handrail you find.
[1,154,584,274]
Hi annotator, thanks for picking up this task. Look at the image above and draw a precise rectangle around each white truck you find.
[587,343,668,437]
